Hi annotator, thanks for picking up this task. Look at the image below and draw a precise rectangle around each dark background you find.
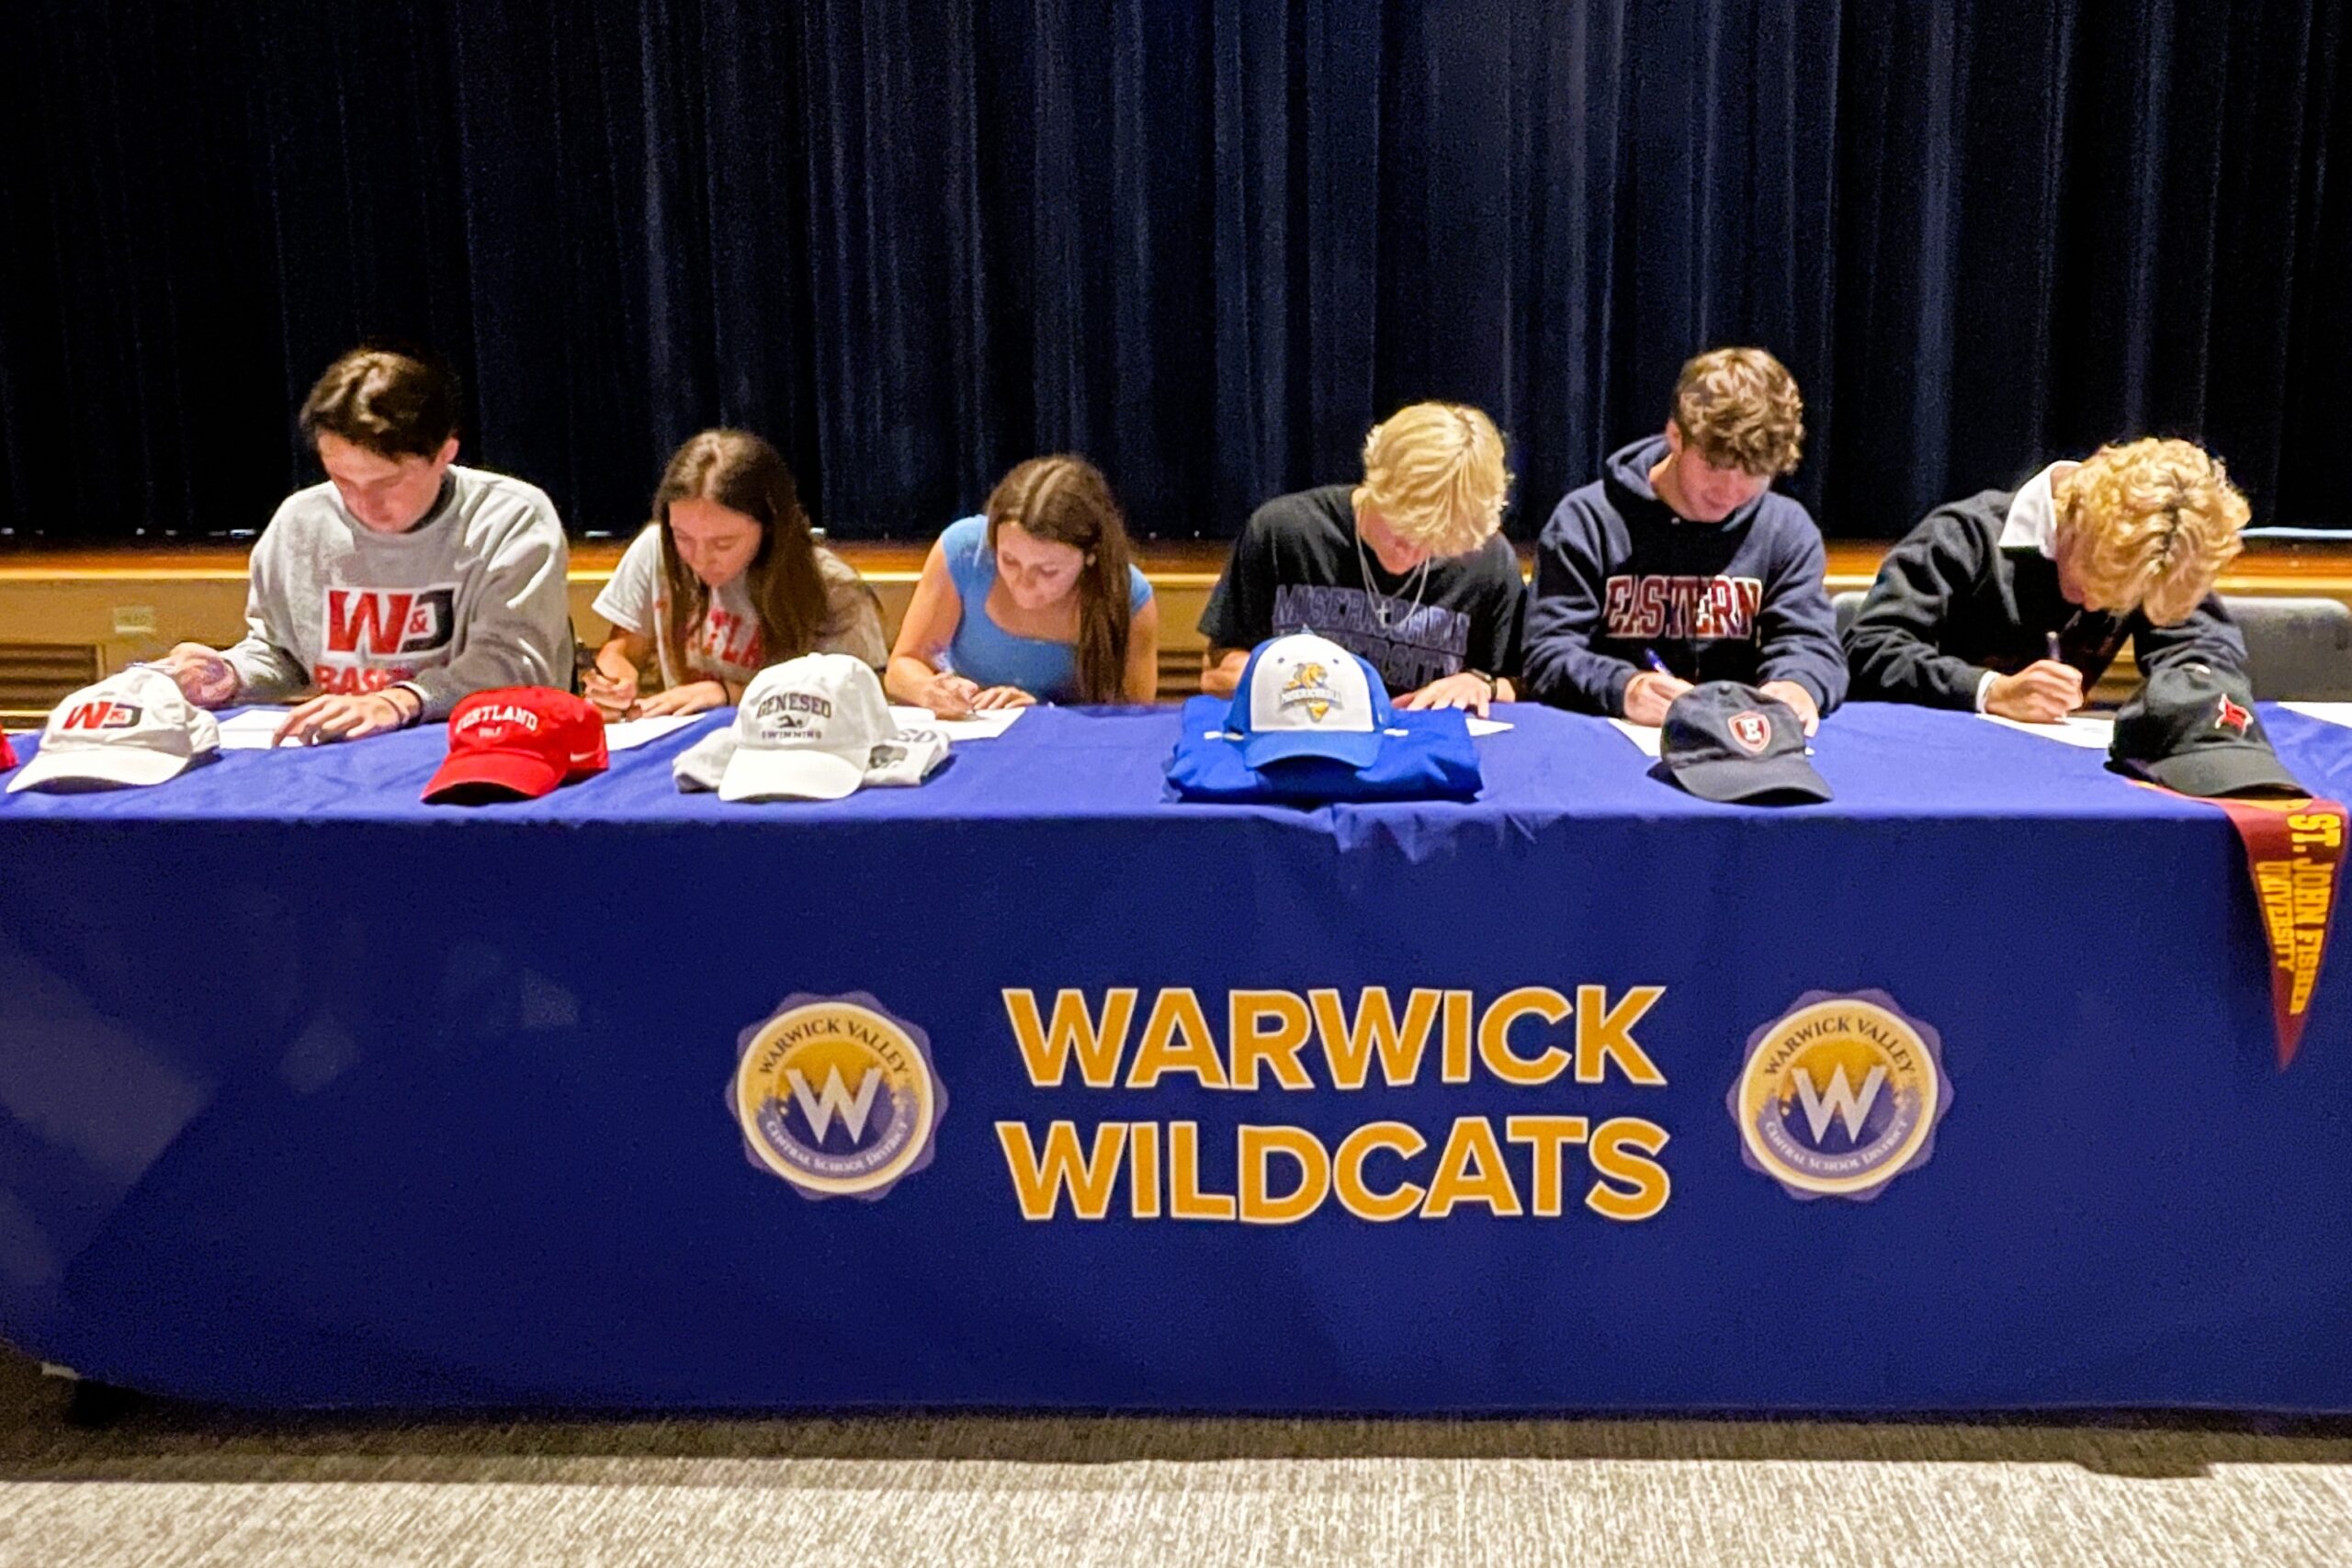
[1,0,2345,545]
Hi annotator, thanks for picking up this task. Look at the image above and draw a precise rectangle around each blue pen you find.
[1641,648,1671,675]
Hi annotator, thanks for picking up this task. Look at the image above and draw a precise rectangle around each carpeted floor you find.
[0,1354,2347,1566]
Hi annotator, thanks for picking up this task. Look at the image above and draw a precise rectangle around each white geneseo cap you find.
[718,654,902,802]
[678,714,948,795]
[1232,632,1391,770]
[9,667,222,794]
[672,725,735,793]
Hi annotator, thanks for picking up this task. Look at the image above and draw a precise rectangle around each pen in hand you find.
[1625,647,1690,727]
[2038,628,2086,722]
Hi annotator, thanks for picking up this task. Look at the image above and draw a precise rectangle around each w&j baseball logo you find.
[731,993,946,1201]
[59,700,142,730]
[323,585,458,659]
[1728,990,1951,1201]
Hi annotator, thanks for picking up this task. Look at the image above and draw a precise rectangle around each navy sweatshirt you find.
[1844,484,2247,709]
[1521,436,1848,715]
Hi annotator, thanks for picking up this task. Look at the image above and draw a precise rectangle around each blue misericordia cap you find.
[1226,632,1396,770]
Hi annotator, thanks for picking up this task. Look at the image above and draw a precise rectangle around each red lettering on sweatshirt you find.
[1603,575,1763,641]
[695,607,763,674]
[322,586,458,659]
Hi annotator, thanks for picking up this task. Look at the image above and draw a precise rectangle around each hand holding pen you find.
[579,643,639,719]
[1983,629,2086,723]
[1622,648,1695,727]
[918,651,983,718]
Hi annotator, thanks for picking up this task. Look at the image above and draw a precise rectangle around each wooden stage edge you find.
[5,536,2352,718]
[7,536,2352,591]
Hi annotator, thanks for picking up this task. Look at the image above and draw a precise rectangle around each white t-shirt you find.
[594,526,887,689]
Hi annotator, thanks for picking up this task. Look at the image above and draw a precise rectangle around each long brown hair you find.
[650,430,826,680]
[984,456,1135,703]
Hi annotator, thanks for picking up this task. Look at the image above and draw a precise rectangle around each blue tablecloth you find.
[2,701,2350,1412]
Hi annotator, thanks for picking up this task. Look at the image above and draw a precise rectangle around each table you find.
[1,702,2349,1413]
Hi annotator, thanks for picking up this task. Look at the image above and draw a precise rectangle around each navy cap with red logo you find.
[1658,682,1831,804]
[423,687,608,804]
[2109,663,2305,797]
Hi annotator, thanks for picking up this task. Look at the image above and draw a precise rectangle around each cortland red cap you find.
[0,731,16,771]
[422,687,608,805]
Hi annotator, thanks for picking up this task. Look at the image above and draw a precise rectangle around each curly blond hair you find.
[1671,348,1804,477]
[2052,439,2249,626]
[1352,402,1512,557]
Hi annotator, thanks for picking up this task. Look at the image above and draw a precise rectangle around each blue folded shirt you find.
[1166,695,1484,803]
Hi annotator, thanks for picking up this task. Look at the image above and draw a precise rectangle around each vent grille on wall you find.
[0,643,103,724]
[1157,648,1206,701]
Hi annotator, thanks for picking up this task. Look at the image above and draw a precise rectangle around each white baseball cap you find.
[719,655,903,802]
[9,667,222,794]
[680,714,948,795]
[1228,632,1394,769]
[673,726,735,793]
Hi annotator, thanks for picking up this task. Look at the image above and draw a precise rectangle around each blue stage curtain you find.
[1,1,2345,543]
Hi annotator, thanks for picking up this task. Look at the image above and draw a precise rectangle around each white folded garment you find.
[673,726,949,794]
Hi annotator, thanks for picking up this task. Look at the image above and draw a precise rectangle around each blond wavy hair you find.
[1671,348,1804,477]
[2052,438,2249,626]
[1352,402,1512,557]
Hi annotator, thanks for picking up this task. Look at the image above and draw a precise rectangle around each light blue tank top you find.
[940,515,1153,702]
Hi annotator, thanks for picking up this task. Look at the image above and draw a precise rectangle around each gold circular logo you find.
[1730,992,1951,1201]
[732,995,944,1200]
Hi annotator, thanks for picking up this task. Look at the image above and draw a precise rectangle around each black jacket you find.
[1844,486,2246,709]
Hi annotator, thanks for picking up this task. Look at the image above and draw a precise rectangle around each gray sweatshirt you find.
[225,466,572,718]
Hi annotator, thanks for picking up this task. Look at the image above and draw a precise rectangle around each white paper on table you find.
[220,707,715,752]
[888,705,1025,740]
[1603,717,1665,758]
[2282,702,2352,730]
[214,707,299,750]
[1465,716,1513,737]
[604,714,712,751]
[1977,713,2115,750]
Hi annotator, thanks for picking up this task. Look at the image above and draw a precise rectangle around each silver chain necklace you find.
[1353,524,1431,632]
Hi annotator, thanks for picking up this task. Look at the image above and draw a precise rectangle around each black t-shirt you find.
[1197,486,1525,690]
